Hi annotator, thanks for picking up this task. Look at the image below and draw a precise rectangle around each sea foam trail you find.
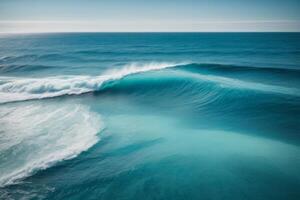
[0,62,176,104]
[0,103,103,187]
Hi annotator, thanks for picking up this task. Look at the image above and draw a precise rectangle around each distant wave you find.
[0,53,77,63]
[0,62,299,104]
[3,49,298,62]
[0,104,103,187]
[0,64,62,73]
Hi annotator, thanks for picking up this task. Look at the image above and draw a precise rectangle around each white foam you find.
[0,62,176,104]
[0,103,103,187]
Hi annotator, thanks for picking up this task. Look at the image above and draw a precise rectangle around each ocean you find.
[0,33,300,200]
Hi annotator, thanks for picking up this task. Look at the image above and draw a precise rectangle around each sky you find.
[0,0,300,32]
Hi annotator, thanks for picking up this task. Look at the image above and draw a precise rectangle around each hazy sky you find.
[1,0,300,32]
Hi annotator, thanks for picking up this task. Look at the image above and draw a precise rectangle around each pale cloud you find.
[0,20,299,33]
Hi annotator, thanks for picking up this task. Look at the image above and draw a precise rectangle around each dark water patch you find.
[45,155,300,200]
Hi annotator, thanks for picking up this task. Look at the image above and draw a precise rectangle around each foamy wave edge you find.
[0,104,103,187]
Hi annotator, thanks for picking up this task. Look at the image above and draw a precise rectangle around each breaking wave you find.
[0,62,299,104]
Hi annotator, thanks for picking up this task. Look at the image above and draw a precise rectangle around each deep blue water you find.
[0,33,300,200]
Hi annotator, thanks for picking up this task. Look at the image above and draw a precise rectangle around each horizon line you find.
[1,31,300,34]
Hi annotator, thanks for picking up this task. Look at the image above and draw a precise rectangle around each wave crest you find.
[0,62,176,103]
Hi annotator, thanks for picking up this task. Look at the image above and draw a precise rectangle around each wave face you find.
[0,103,103,187]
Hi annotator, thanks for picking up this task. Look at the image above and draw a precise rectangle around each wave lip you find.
[0,104,103,187]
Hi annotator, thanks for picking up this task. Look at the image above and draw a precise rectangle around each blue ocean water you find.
[0,33,300,200]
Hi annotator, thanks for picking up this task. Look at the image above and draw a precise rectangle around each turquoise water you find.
[0,33,300,200]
